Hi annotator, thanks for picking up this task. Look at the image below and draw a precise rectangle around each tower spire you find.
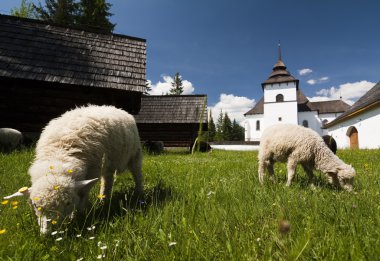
[278,41,282,61]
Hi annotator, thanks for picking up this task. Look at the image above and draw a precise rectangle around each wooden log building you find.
[135,95,208,148]
[0,14,147,137]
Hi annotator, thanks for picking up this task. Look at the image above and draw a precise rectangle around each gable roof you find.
[244,89,350,116]
[0,14,146,92]
[324,82,380,128]
[134,95,208,124]
[307,100,350,114]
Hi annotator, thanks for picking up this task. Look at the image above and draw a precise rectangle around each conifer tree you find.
[208,111,216,142]
[231,119,245,141]
[34,0,79,26]
[78,0,115,32]
[214,110,224,141]
[11,0,36,18]
[222,113,233,141]
[169,72,184,95]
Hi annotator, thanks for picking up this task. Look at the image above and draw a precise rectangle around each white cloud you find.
[319,76,329,81]
[307,79,317,85]
[310,80,376,105]
[209,94,255,124]
[148,74,195,95]
[298,68,313,76]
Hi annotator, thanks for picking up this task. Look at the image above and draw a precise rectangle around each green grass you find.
[0,148,379,260]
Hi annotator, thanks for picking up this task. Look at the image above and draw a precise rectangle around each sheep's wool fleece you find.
[259,124,348,174]
[30,105,141,184]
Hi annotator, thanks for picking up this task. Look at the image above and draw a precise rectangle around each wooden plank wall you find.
[0,78,142,133]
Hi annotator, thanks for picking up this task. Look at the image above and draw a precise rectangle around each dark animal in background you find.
[0,128,23,153]
[144,140,164,154]
[191,140,212,153]
[322,135,337,154]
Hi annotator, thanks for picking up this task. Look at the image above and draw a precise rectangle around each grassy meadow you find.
[0,148,379,260]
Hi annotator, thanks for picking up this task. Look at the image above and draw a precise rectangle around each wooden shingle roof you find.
[135,95,208,124]
[0,14,146,92]
[324,82,380,128]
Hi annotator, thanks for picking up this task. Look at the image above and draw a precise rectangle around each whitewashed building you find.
[244,48,350,143]
[324,82,380,149]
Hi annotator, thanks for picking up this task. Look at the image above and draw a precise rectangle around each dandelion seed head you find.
[55,237,63,241]
[89,236,95,240]
[51,231,58,235]
[76,234,82,238]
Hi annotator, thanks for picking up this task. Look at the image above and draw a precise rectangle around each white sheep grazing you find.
[4,105,144,234]
[258,124,355,191]
[0,128,23,153]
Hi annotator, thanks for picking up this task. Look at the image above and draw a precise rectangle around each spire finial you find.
[278,41,282,61]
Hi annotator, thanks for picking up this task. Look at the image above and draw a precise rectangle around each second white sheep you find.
[258,124,355,191]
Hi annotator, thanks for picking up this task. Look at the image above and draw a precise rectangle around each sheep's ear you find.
[4,187,31,199]
[73,178,99,190]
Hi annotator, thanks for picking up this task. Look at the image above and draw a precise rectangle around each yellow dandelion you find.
[12,206,18,210]
[18,187,29,193]
[67,169,73,173]
[1,200,9,205]
[54,185,60,190]
[52,220,58,225]
[37,207,43,211]
[33,197,40,201]
[49,166,54,170]
[97,194,106,199]
[11,201,18,206]
[0,229,6,235]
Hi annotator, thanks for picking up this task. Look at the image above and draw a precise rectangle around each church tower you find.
[262,44,299,128]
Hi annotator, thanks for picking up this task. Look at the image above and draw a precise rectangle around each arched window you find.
[276,94,284,102]
[256,120,260,131]
[302,120,309,128]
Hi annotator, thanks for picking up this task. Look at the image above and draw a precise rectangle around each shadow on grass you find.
[67,180,174,236]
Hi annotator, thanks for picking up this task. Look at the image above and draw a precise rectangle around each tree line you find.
[11,0,114,33]
[207,111,245,142]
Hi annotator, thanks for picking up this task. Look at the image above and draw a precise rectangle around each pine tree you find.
[11,0,36,18]
[169,72,184,95]
[231,119,245,141]
[222,113,233,141]
[214,110,224,141]
[34,0,79,26]
[78,0,115,32]
[208,111,216,142]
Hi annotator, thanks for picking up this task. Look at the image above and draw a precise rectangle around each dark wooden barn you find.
[135,95,208,148]
[0,14,146,137]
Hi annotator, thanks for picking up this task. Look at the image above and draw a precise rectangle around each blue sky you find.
[1,0,379,122]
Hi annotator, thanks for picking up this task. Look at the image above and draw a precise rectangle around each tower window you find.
[276,94,284,102]
[302,120,309,127]
[256,120,260,131]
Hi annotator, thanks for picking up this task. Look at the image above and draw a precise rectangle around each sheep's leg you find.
[128,151,144,196]
[267,161,276,182]
[258,160,266,184]
[302,164,315,189]
[286,158,297,186]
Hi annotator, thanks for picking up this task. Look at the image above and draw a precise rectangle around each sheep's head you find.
[4,177,98,235]
[327,164,356,192]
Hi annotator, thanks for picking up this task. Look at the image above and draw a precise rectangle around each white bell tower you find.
[262,44,299,129]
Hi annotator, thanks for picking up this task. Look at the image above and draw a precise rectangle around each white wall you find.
[327,107,380,149]
[244,114,264,142]
[298,111,322,135]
